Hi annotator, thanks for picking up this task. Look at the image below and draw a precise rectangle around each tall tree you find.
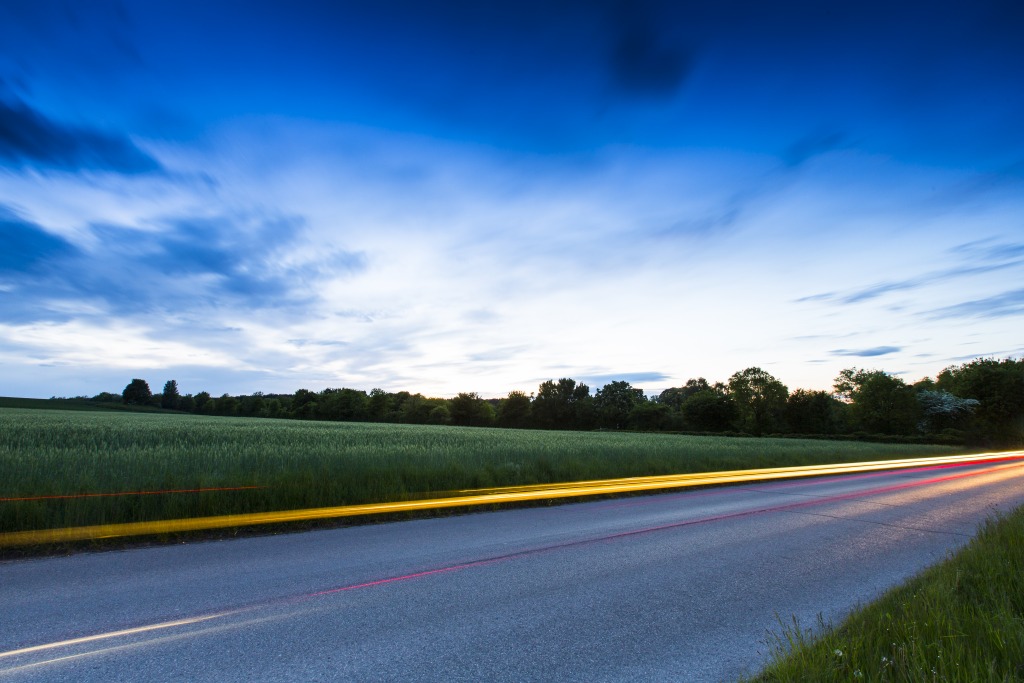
[291,389,317,418]
[834,368,919,435]
[367,388,393,422]
[427,403,451,425]
[160,380,181,410]
[398,394,435,424]
[728,367,788,435]
[531,378,591,430]
[216,393,238,416]
[937,358,1024,445]
[238,393,265,417]
[680,389,738,432]
[657,378,712,411]
[450,392,495,427]
[193,391,211,413]
[265,398,284,418]
[317,388,368,421]
[594,381,646,429]
[497,391,532,428]
[627,401,673,431]
[785,389,842,434]
[178,393,196,413]
[122,378,152,406]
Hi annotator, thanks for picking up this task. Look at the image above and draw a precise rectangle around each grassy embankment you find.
[0,407,968,536]
[748,505,1024,682]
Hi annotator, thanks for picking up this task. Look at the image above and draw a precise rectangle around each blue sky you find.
[1,1,1022,399]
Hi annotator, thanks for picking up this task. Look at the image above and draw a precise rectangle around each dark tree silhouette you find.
[161,380,181,409]
[122,378,152,405]
[497,391,532,428]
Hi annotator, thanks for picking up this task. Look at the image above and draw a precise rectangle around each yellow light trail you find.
[1,450,1021,548]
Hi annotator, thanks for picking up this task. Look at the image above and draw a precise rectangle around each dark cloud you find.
[608,17,692,99]
[831,346,902,357]
[84,214,364,314]
[0,205,79,272]
[0,210,366,322]
[925,288,1024,320]
[0,94,161,174]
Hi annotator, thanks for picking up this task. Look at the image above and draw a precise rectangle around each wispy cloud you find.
[951,237,1024,263]
[925,288,1024,320]
[467,346,531,363]
[578,372,671,388]
[831,346,902,357]
[651,129,847,245]
[799,240,1024,305]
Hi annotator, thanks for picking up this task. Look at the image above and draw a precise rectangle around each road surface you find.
[2,458,1024,682]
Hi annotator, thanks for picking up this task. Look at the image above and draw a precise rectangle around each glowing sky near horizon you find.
[1,1,1023,399]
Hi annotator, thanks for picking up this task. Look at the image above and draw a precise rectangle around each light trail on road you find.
[4,458,1020,669]
[1,450,1021,547]
[2,457,1023,681]
[0,612,237,661]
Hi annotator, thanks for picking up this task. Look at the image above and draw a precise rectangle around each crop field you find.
[0,408,967,535]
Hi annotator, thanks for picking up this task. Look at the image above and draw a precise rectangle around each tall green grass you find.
[749,505,1024,682]
[0,408,965,533]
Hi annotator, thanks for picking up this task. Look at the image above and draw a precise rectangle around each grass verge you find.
[748,505,1024,682]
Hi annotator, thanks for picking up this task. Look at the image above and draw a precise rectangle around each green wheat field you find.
[0,407,966,534]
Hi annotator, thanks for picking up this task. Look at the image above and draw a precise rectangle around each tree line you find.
[101,357,1024,446]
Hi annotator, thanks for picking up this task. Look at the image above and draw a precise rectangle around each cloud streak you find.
[578,372,671,388]
[831,346,902,357]
[0,94,161,174]
[925,288,1024,320]
[798,241,1024,305]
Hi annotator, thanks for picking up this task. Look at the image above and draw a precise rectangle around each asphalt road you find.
[3,459,1024,682]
